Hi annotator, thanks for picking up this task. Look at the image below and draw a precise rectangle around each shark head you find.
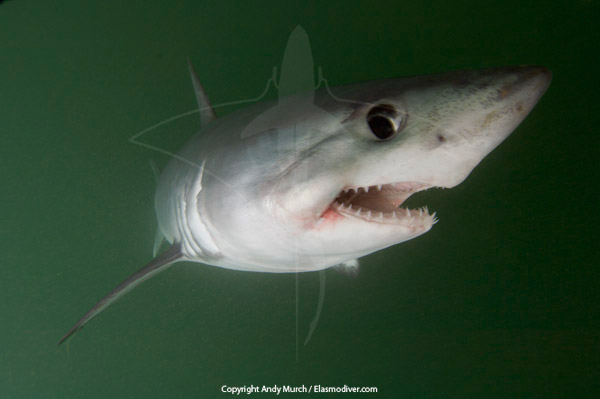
[184,66,551,272]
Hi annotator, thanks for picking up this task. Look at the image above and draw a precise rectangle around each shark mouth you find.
[330,182,439,227]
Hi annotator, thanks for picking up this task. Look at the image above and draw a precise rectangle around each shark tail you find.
[58,244,183,345]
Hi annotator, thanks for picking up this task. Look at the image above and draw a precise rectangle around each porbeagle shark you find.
[59,35,550,344]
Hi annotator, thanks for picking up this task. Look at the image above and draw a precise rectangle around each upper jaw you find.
[327,181,440,227]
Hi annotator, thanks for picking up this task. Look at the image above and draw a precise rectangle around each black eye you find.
[368,115,395,140]
[367,104,403,140]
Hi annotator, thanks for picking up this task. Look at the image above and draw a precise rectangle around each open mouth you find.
[330,182,439,226]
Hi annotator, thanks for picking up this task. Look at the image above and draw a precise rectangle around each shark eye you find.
[367,104,402,140]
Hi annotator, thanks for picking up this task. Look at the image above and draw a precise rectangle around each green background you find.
[1,0,598,397]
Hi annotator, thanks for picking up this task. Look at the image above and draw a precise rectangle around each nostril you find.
[437,134,446,143]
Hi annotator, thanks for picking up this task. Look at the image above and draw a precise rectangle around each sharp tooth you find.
[405,208,410,217]
[377,184,382,191]
[366,210,372,218]
[377,212,383,219]
[391,211,397,218]
[364,186,369,193]
[419,208,423,216]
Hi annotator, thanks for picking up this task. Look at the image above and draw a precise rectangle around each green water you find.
[1,0,598,397]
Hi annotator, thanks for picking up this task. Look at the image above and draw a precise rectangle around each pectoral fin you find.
[153,228,165,257]
[58,244,183,345]
[149,160,166,257]
[333,259,359,276]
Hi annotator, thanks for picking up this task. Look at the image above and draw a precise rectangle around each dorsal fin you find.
[149,159,161,184]
[187,58,216,127]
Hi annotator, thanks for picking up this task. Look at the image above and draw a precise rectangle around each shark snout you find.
[497,65,552,104]
[416,66,552,189]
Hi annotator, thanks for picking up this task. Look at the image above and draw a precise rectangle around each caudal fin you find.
[58,244,183,345]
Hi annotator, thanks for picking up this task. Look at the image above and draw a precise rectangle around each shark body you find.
[59,60,551,344]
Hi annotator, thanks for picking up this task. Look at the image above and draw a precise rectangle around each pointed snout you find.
[494,65,552,104]
[412,65,552,188]
[516,65,552,88]
[445,65,551,107]
[444,65,552,130]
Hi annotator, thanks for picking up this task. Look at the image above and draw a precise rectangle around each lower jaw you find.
[331,202,437,227]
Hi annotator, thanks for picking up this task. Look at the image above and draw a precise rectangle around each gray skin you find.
[59,66,551,344]
[155,66,551,272]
